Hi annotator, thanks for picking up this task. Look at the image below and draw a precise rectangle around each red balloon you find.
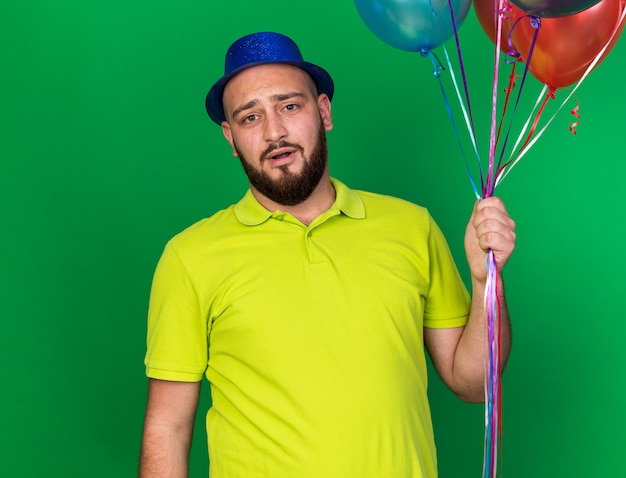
[598,0,626,63]
[474,0,515,51]
[510,0,625,88]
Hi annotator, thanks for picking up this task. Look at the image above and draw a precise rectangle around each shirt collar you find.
[234,177,365,226]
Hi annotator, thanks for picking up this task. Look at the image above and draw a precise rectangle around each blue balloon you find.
[354,0,472,52]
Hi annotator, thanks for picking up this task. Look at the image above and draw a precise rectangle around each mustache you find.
[261,141,304,161]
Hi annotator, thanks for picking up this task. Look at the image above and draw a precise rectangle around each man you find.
[140,32,516,478]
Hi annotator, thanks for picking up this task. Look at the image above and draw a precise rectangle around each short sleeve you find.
[423,215,471,329]
[144,243,208,382]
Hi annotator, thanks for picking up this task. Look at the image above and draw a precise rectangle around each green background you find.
[2,1,624,476]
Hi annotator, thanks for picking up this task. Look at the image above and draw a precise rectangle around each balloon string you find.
[495,61,520,150]
[483,250,500,478]
[425,0,482,199]
[431,0,483,186]
[516,87,556,154]
[483,4,509,477]
[508,85,547,160]
[569,101,581,135]
[485,61,522,183]
[422,25,504,478]
[440,5,482,167]
[496,262,503,472]
[486,15,541,196]
[495,85,548,187]
[437,42,483,198]
[420,49,480,199]
[484,0,505,199]
[444,0,477,134]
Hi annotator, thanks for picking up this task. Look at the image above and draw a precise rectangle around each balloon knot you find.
[530,16,541,29]
[420,49,445,78]
[505,50,521,65]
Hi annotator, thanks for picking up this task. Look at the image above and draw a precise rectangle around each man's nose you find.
[263,112,287,143]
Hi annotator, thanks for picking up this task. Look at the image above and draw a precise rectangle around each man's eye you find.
[243,114,258,123]
[284,104,298,111]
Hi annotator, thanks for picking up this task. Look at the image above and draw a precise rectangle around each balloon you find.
[510,0,624,88]
[354,0,473,52]
[509,0,602,17]
[598,0,626,64]
[473,0,514,52]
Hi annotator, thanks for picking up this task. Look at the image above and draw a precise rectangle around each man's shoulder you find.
[354,188,430,218]
[168,204,238,248]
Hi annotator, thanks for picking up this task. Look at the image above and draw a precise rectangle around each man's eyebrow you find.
[231,99,259,121]
[270,92,306,102]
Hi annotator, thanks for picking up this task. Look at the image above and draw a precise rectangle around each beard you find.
[235,119,328,206]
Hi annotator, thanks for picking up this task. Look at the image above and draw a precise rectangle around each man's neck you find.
[251,174,336,226]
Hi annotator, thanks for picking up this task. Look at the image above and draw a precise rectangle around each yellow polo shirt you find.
[145,178,470,477]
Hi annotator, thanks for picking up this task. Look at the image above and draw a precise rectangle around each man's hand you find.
[464,197,516,284]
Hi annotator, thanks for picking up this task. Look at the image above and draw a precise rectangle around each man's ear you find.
[221,121,239,157]
[318,94,333,132]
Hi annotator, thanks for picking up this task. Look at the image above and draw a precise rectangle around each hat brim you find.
[205,61,334,124]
